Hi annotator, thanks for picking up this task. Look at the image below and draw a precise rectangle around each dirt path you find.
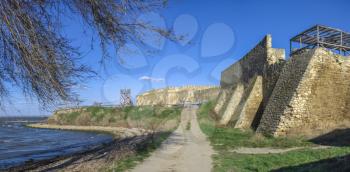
[230,145,331,154]
[132,106,213,172]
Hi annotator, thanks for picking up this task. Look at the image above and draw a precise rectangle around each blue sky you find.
[1,0,349,116]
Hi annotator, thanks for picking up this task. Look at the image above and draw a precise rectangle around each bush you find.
[76,112,91,125]
[50,106,181,131]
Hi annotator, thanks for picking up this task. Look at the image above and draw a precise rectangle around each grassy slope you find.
[50,106,181,172]
[197,101,350,172]
[107,106,180,171]
[50,106,181,129]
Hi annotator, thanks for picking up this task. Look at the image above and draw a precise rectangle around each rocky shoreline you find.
[3,124,155,172]
[5,136,155,172]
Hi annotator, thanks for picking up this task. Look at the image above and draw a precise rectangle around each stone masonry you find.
[217,34,350,138]
[136,86,219,106]
[257,48,350,137]
[234,76,263,128]
[215,35,285,126]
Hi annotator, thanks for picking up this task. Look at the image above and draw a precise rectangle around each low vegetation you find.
[186,121,191,130]
[106,132,171,172]
[47,105,181,172]
[48,105,181,131]
[197,101,350,171]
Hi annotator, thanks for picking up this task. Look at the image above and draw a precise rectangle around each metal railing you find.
[290,25,350,56]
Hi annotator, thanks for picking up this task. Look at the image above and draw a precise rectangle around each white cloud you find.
[139,76,164,82]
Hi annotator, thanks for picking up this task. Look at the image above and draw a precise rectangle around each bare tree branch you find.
[0,0,172,108]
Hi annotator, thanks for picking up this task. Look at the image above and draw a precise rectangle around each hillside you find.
[47,106,181,132]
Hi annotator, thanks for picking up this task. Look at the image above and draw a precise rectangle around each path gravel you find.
[131,106,214,172]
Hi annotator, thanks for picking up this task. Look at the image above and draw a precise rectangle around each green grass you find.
[106,132,171,172]
[214,147,350,172]
[103,106,181,171]
[197,101,311,149]
[87,106,116,122]
[197,101,350,172]
[60,111,80,124]
[51,105,182,172]
[186,121,191,130]
[127,106,155,120]
[51,105,181,128]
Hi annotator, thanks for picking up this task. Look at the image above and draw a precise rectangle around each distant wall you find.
[257,48,350,137]
[136,86,220,106]
[215,35,285,126]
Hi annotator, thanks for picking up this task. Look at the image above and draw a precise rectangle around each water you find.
[0,117,113,170]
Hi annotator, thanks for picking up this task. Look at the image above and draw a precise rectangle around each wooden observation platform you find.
[120,89,132,107]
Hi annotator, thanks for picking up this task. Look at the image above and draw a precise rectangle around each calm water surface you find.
[0,117,113,170]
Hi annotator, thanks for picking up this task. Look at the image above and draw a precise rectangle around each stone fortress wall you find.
[257,48,350,137]
[215,35,285,128]
[216,34,350,138]
[136,86,220,106]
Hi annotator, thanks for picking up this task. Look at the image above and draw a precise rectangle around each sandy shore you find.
[28,123,150,138]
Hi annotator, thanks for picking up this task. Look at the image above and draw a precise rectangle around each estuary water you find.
[0,117,113,170]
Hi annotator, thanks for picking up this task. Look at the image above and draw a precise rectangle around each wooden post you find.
[316,25,320,48]
[340,31,343,54]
